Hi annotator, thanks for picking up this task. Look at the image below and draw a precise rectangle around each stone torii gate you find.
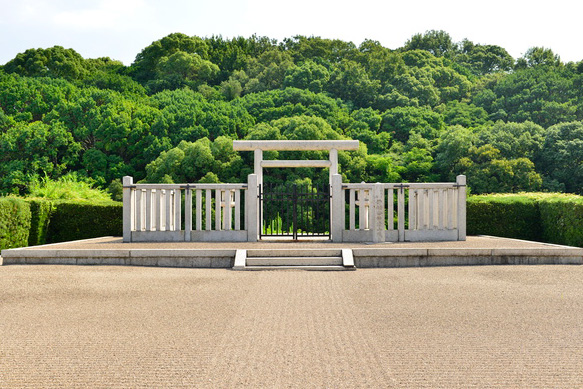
[232,139,360,187]
[233,140,360,242]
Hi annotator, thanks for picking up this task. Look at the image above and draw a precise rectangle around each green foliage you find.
[468,193,583,247]
[539,195,583,246]
[27,174,112,201]
[0,120,81,194]
[456,40,514,75]
[467,194,541,241]
[381,106,445,143]
[4,46,90,80]
[0,197,31,250]
[539,121,583,194]
[403,30,457,58]
[46,201,122,243]
[3,31,583,197]
[27,199,54,246]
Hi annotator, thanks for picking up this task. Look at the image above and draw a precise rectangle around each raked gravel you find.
[1,265,582,388]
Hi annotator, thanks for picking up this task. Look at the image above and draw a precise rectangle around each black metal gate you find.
[260,182,330,239]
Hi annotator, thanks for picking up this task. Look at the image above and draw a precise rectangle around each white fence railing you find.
[123,174,465,243]
[338,175,466,242]
[122,176,256,242]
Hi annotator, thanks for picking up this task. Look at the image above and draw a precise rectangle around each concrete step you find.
[244,265,353,271]
[246,256,343,266]
[232,249,356,271]
[247,249,342,258]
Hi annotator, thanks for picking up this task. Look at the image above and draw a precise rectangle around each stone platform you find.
[1,235,581,268]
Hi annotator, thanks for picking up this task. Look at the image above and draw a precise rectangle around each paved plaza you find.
[1,264,582,387]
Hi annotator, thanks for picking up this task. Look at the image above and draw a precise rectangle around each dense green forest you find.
[2,30,583,198]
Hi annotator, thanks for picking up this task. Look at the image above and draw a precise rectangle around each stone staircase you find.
[233,248,355,271]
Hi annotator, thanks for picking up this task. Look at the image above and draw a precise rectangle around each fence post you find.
[122,176,133,243]
[372,183,385,243]
[331,174,343,243]
[246,174,258,242]
[456,175,467,241]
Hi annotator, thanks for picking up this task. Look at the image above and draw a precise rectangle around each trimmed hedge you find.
[46,201,122,243]
[467,193,583,247]
[539,196,583,247]
[28,199,55,246]
[467,195,542,241]
[1,198,122,250]
[0,197,31,251]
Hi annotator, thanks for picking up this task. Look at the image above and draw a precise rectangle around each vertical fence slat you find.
[409,189,416,231]
[205,189,212,231]
[135,189,143,231]
[152,189,159,231]
[185,188,192,240]
[453,187,459,228]
[165,190,171,231]
[438,189,444,230]
[349,189,355,230]
[418,190,425,230]
[397,187,405,241]
[145,189,152,231]
[428,189,434,230]
[215,190,222,231]
[172,189,180,232]
[359,189,366,230]
[224,190,232,231]
[235,189,241,231]
[196,189,202,231]
[387,188,394,230]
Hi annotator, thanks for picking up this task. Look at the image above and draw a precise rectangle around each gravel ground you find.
[1,265,582,388]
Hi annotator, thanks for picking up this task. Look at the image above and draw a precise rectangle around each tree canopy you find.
[2,30,583,195]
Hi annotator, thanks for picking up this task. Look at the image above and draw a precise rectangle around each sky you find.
[1,0,582,66]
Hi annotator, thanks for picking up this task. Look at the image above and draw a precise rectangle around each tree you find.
[403,30,457,58]
[0,121,81,193]
[147,51,219,92]
[131,33,209,83]
[380,106,445,143]
[242,49,295,93]
[540,121,583,193]
[326,60,380,108]
[435,125,476,181]
[283,60,330,93]
[476,121,544,161]
[522,47,562,68]
[281,36,359,64]
[4,46,89,80]
[457,145,542,194]
[456,40,514,75]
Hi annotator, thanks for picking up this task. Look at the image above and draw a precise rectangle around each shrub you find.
[0,197,31,250]
[539,195,583,247]
[28,174,112,201]
[27,199,55,246]
[46,200,122,243]
[467,194,541,241]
